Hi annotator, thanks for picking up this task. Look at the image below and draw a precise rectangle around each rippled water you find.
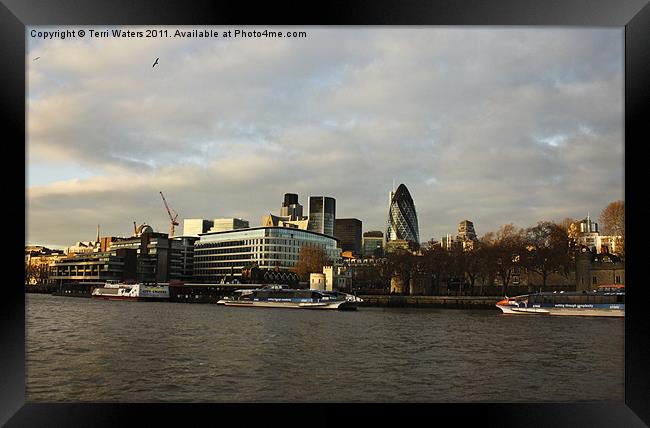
[26,293,624,402]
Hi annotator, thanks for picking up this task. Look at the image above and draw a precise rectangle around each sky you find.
[26,26,624,248]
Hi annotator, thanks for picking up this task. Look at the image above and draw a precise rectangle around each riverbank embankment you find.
[358,295,501,309]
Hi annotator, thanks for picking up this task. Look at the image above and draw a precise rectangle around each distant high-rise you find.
[456,220,477,241]
[280,193,304,220]
[308,196,336,237]
[362,231,384,257]
[456,220,478,250]
[386,184,419,244]
[335,218,362,255]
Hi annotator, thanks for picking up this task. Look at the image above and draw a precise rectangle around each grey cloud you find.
[26,27,623,246]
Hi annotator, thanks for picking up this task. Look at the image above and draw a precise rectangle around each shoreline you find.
[358,295,501,309]
[27,287,502,309]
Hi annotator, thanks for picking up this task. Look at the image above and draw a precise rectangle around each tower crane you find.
[159,191,179,237]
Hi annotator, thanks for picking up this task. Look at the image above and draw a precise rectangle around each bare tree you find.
[385,247,417,294]
[474,232,496,293]
[420,239,452,295]
[524,221,571,288]
[493,224,526,296]
[292,246,330,281]
[462,245,482,294]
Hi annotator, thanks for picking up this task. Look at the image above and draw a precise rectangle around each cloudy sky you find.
[26,27,624,248]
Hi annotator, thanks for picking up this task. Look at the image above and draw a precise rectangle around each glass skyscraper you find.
[308,196,336,237]
[386,184,420,244]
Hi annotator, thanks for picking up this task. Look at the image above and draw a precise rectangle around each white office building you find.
[193,226,341,282]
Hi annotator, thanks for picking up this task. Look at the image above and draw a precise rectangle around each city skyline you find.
[26,27,624,248]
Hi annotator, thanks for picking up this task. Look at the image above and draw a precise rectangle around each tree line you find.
[291,200,624,295]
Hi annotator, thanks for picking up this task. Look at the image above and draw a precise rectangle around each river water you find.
[25,293,624,403]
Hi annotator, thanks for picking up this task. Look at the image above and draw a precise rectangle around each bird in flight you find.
[33,57,40,61]
[152,58,159,68]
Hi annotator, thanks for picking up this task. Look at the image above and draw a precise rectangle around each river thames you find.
[26,293,624,402]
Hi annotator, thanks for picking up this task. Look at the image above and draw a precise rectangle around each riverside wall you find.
[358,295,502,309]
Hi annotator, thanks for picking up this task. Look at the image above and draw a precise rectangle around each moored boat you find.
[91,281,170,302]
[217,284,362,310]
[496,285,624,317]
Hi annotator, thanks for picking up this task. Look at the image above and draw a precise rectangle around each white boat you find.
[91,281,170,302]
[217,284,362,310]
[496,285,624,317]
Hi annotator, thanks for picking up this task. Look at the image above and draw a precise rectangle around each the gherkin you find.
[386,184,419,244]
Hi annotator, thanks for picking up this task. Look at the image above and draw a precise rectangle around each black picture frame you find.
[3,0,649,426]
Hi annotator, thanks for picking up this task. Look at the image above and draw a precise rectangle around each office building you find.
[210,218,250,233]
[109,223,172,282]
[183,219,214,237]
[193,226,340,283]
[386,184,419,245]
[169,236,200,281]
[334,218,362,255]
[49,248,138,284]
[280,193,304,220]
[362,231,384,257]
[308,196,336,237]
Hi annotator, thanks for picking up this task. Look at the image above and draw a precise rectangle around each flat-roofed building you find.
[362,231,384,258]
[183,219,214,237]
[308,196,336,237]
[335,218,362,256]
[193,226,340,283]
[49,248,138,284]
[169,235,199,281]
[109,223,171,283]
[210,218,249,233]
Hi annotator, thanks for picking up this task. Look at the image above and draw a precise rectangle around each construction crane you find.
[159,191,179,237]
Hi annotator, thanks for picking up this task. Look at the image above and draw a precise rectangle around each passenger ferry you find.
[496,285,624,317]
[217,284,362,310]
[91,281,170,302]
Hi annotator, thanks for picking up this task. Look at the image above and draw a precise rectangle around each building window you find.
[615,275,621,284]
[592,276,597,285]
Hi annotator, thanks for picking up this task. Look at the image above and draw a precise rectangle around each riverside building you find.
[193,226,341,283]
[107,223,197,283]
[49,248,138,285]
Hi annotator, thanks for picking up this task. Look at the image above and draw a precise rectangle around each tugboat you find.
[217,284,362,310]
